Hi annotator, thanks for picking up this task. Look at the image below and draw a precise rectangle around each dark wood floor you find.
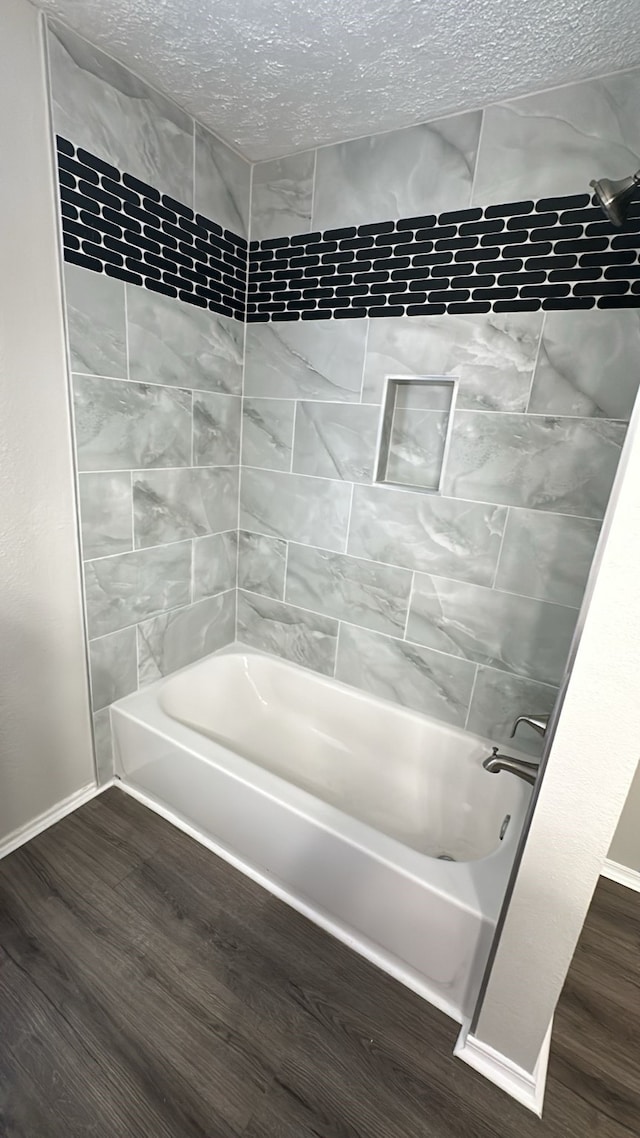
[0,790,638,1137]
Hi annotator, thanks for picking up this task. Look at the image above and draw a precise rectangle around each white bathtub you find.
[111,647,530,1022]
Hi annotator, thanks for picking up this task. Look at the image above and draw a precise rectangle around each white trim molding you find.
[601,858,640,893]
[0,781,109,860]
[454,1018,553,1116]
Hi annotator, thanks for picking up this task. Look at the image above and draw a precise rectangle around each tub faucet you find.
[482,747,539,786]
[511,713,549,738]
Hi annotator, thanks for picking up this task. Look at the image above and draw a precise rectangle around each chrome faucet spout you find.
[482,747,539,786]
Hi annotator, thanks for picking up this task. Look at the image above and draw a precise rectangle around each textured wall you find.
[238,66,640,755]
[48,20,250,780]
[0,0,94,844]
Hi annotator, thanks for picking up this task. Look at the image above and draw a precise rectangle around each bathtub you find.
[111,646,530,1022]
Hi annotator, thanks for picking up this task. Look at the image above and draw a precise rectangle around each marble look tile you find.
[528,310,640,420]
[48,21,193,202]
[195,123,250,237]
[240,468,351,552]
[133,467,238,547]
[64,265,126,379]
[73,376,192,472]
[127,287,244,395]
[138,592,236,684]
[472,69,640,206]
[292,403,379,482]
[444,412,625,519]
[79,472,132,560]
[348,485,506,586]
[467,667,559,758]
[84,542,191,637]
[237,591,338,676]
[244,319,367,401]
[335,624,476,728]
[495,509,601,608]
[193,393,242,466]
[312,111,482,231]
[286,545,412,636]
[242,399,295,471]
[250,151,315,240]
[363,312,543,408]
[89,627,137,711]
[384,409,449,490]
[193,532,238,601]
[93,708,114,785]
[407,574,577,686]
[237,531,287,600]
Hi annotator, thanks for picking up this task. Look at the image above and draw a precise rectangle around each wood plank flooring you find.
[0,788,638,1137]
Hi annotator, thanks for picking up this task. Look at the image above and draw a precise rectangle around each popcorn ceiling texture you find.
[36,0,640,160]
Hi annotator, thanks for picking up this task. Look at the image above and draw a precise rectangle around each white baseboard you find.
[601,857,640,893]
[454,1017,552,1116]
[0,781,108,860]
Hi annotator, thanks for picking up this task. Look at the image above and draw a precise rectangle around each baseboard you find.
[601,858,640,893]
[114,778,464,1025]
[0,781,108,860]
[454,1017,552,1116]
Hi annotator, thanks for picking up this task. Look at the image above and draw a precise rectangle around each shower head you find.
[590,169,640,227]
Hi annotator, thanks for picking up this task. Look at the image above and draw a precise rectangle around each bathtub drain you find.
[437,853,456,861]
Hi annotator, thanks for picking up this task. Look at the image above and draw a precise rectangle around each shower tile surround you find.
[49,17,640,767]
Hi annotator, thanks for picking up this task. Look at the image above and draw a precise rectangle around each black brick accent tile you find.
[484,201,534,218]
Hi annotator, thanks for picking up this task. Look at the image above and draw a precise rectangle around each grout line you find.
[282,540,290,602]
[123,284,131,382]
[402,571,415,640]
[333,620,342,678]
[525,311,546,414]
[236,584,561,689]
[359,319,370,404]
[490,510,510,588]
[344,482,355,553]
[192,118,197,213]
[190,389,195,467]
[129,470,135,551]
[289,402,298,472]
[87,587,238,645]
[463,665,480,731]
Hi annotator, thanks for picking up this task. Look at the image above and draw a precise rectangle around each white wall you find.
[0,0,95,846]
[471,398,640,1074]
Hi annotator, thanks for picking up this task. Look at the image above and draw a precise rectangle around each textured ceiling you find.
[35,0,640,161]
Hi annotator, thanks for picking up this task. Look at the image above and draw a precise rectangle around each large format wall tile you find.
[407,574,577,685]
[312,112,482,231]
[79,472,132,560]
[133,467,238,547]
[193,532,238,601]
[127,287,244,395]
[242,399,295,471]
[292,403,380,482]
[466,666,559,758]
[286,545,412,636]
[64,265,126,379]
[89,627,138,711]
[237,591,338,675]
[335,624,476,727]
[348,485,506,586]
[84,542,192,637]
[194,123,250,237]
[251,152,315,240]
[240,468,351,551]
[528,310,640,421]
[444,412,626,518]
[363,311,543,410]
[138,591,236,684]
[244,320,367,401]
[73,376,192,471]
[237,531,287,600]
[92,708,114,784]
[495,509,601,608]
[48,21,193,202]
[193,393,242,466]
[472,69,640,207]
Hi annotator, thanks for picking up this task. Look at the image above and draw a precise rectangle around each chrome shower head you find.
[590,169,640,227]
